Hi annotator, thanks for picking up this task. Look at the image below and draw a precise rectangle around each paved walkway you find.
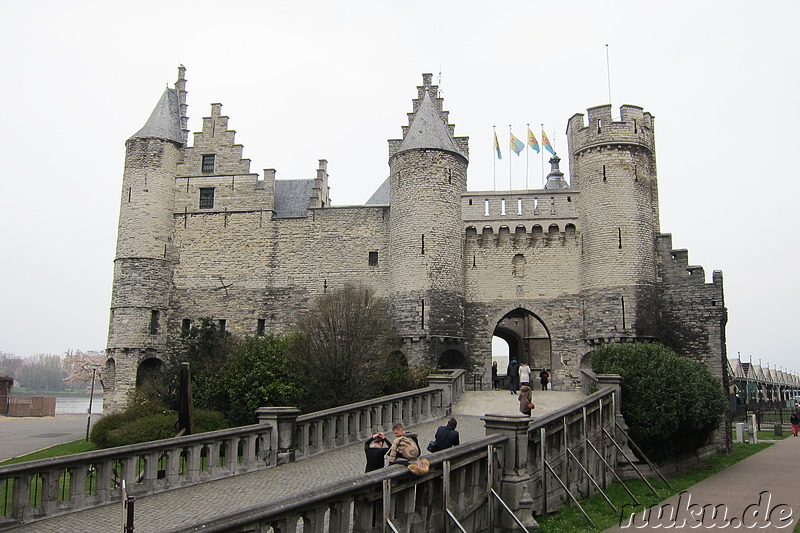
[602,436,800,532]
[5,391,799,531]
[0,414,100,462]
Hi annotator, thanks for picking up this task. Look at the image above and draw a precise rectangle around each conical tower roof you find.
[129,87,183,144]
[397,91,466,158]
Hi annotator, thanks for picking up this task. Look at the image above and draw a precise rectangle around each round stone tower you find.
[566,104,660,341]
[105,68,188,411]
[387,74,469,365]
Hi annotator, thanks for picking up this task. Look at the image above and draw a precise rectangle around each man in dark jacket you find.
[428,418,460,452]
[364,432,389,472]
[507,360,520,394]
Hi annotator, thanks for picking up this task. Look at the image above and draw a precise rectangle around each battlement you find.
[567,104,655,156]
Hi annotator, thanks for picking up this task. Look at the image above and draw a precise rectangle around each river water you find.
[55,396,104,415]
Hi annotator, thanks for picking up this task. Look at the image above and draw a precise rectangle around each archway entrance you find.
[438,349,468,369]
[493,308,551,370]
[136,357,163,388]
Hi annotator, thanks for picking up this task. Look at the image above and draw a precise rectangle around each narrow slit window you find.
[517,199,523,215]
[149,310,160,335]
[501,199,507,216]
[484,199,490,216]
[181,318,192,336]
[368,251,378,266]
[218,319,227,333]
[257,319,266,336]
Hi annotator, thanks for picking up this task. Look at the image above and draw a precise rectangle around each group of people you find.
[364,418,460,474]
[491,360,549,393]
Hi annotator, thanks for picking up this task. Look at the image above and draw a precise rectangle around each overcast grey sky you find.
[1,1,797,372]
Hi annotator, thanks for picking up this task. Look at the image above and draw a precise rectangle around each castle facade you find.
[104,67,727,413]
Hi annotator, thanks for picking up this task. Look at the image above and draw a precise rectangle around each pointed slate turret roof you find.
[130,87,184,144]
[396,91,466,158]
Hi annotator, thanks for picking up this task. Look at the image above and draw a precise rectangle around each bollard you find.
[735,422,745,443]
[124,496,135,532]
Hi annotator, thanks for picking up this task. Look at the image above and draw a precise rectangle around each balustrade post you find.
[481,413,539,530]
[427,374,454,416]
[257,407,301,466]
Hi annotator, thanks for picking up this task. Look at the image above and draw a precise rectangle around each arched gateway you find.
[493,308,552,369]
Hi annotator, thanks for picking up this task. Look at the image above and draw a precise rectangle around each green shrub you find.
[91,409,229,449]
[379,365,437,395]
[591,342,727,461]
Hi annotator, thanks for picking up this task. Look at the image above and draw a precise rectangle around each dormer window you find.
[202,154,216,173]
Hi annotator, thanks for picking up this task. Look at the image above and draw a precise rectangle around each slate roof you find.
[274,179,314,218]
[396,92,465,158]
[365,177,390,206]
[130,87,183,144]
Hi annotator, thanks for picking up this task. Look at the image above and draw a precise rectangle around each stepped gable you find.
[129,87,183,144]
[396,77,466,159]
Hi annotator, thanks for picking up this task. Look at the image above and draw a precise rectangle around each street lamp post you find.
[85,364,101,442]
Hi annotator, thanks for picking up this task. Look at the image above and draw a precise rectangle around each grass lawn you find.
[0,440,97,466]
[535,442,774,532]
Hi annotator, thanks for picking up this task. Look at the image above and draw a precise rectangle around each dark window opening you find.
[202,154,216,173]
[218,319,226,333]
[200,188,215,209]
[257,319,266,336]
[602,165,607,182]
[618,228,622,249]
[368,251,378,266]
[149,310,160,335]
[421,234,425,255]
[181,318,192,336]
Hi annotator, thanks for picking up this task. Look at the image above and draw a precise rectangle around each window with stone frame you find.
[199,188,215,209]
[201,154,216,173]
[368,251,379,266]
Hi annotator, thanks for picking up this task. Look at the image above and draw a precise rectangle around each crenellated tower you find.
[105,67,187,411]
[387,74,469,364]
[567,104,660,341]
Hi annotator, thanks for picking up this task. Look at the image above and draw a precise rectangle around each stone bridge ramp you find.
[13,391,584,532]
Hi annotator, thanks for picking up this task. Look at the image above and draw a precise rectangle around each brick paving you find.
[9,391,798,532]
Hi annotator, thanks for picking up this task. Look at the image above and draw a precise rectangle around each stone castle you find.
[104,67,727,411]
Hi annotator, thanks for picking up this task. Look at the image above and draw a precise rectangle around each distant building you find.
[105,68,728,429]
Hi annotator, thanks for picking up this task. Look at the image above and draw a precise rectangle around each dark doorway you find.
[438,349,468,369]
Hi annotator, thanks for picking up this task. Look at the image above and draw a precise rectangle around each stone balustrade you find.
[0,369,465,529]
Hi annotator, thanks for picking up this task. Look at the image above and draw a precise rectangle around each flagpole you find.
[525,123,529,190]
[508,125,512,191]
[492,126,497,191]
[540,123,545,189]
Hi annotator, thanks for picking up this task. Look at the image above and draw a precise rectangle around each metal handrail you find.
[615,421,673,490]
[565,447,618,514]
[602,428,658,496]
[446,509,468,533]
[543,460,596,528]
[490,488,530,533]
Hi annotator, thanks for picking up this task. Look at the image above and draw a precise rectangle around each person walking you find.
[539,368,550,391]
[491,361,499,390]
[518,385,534,416]
[364,432,389,472]
[791,411,800,437]
[519,361,532,387]
[427,418,460,452]
[507,359,520,395]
